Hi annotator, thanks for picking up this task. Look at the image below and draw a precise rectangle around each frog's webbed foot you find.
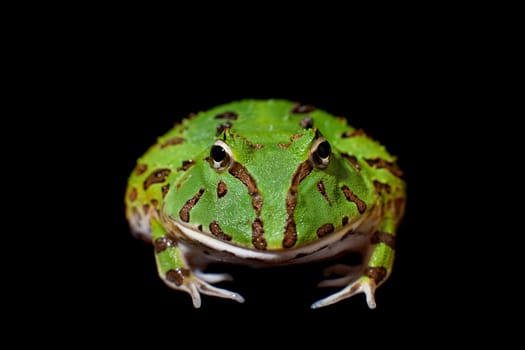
[150,219,244,308]
[312,276,377,309]
[161,271,245,308]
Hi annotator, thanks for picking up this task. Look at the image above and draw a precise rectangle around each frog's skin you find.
[125,99,406,309]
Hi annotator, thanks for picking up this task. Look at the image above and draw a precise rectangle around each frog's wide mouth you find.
[161,207,380,265]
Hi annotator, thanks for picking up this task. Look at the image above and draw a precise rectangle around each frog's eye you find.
[210,140,234,171]
[309,138,331,169]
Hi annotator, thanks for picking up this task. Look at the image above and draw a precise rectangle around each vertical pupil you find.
[317,141,331,158]
[211,145,226,162]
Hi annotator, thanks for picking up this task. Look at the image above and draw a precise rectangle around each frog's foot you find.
[311,276,377,309]
[317,264,361,287]
[161,270,245,308]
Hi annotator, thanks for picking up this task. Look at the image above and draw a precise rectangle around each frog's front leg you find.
[150,219,245,308]
[312,208,398,309]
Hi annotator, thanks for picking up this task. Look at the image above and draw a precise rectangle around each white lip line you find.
[165,209,376,263]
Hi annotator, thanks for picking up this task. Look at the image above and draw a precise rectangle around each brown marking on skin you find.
[228,161,267,249]
[341,129,366,138]
[316,223,335,237]
[394,197,406,218]
[252,194,263,213]
[366,267,387,284]
[291,133,303,141]
[129,187,138,202]
[232,133,263,150]
[143,169,171,190]
[252,218,267,250]
[179,188,205,222]
[229,162,258,198]
[151,199,159,208]
[365,158,403,177]
[217,181,228,198]
[278,143,291,149]
[215,111,238,120]
[160,137,185,148]
[300,117,314,129]
[317,180,332,205]
[373,180,392,194]
[341,153,361,171]
[154,233,178,253]
[198,225,203,232]
[143,204,150,213]
[371,231,396,250]
[166,268,191,286]
[342,216,349,226]
[341,185,367,214]
[283,160,314,248]
[291,103,315,114]
[177,160,195,171]
[162,185,170,197]
[209,221,232,241]
[135,164,148,176]
[216,122,232,136]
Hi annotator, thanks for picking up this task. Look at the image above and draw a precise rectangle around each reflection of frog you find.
[125,99,406,309]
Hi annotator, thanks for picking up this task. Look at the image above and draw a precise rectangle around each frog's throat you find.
[161,206,381,265]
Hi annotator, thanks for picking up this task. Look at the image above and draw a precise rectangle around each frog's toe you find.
[192,278,245,304]
[317,275,355,288]
[318,263,361,287]
[311,277,377,309]
[194,270,234,283]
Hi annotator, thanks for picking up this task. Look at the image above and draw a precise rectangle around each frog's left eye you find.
[210,140,234,171]
[310,138,331,169]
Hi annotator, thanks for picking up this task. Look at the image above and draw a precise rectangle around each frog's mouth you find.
[161,207,381,266]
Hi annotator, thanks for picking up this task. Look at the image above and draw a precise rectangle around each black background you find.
[26,36,480,344]
[74,65,454,337]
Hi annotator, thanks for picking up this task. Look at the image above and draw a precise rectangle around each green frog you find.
[125,99,406,309]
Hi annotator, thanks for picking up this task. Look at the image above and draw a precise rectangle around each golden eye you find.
[209,140,233,171]
[310,138,331,169]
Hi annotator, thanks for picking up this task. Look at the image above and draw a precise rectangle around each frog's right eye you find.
[210,140,234,171]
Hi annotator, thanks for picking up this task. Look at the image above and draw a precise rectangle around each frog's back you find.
[125,99,405,250]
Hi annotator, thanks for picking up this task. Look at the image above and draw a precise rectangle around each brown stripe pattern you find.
[217,180,228,198]
[209,221,232,241]
[143,169,171,190]
[284,161,313,248]
[341,185,367,214]
[229,162,266,249]
[317,180,332,205]
[179,188,205,222]
[365,158,403,177]
[371,231,396,249]
[160,137,184,148]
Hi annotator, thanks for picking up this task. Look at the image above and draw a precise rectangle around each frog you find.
[125,99,406,309]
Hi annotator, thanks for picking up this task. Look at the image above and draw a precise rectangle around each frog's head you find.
[162,102,373,252]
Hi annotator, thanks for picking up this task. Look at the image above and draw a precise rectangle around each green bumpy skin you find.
[125,99,406,309]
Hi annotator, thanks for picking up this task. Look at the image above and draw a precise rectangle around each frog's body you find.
[125,99,406,309]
